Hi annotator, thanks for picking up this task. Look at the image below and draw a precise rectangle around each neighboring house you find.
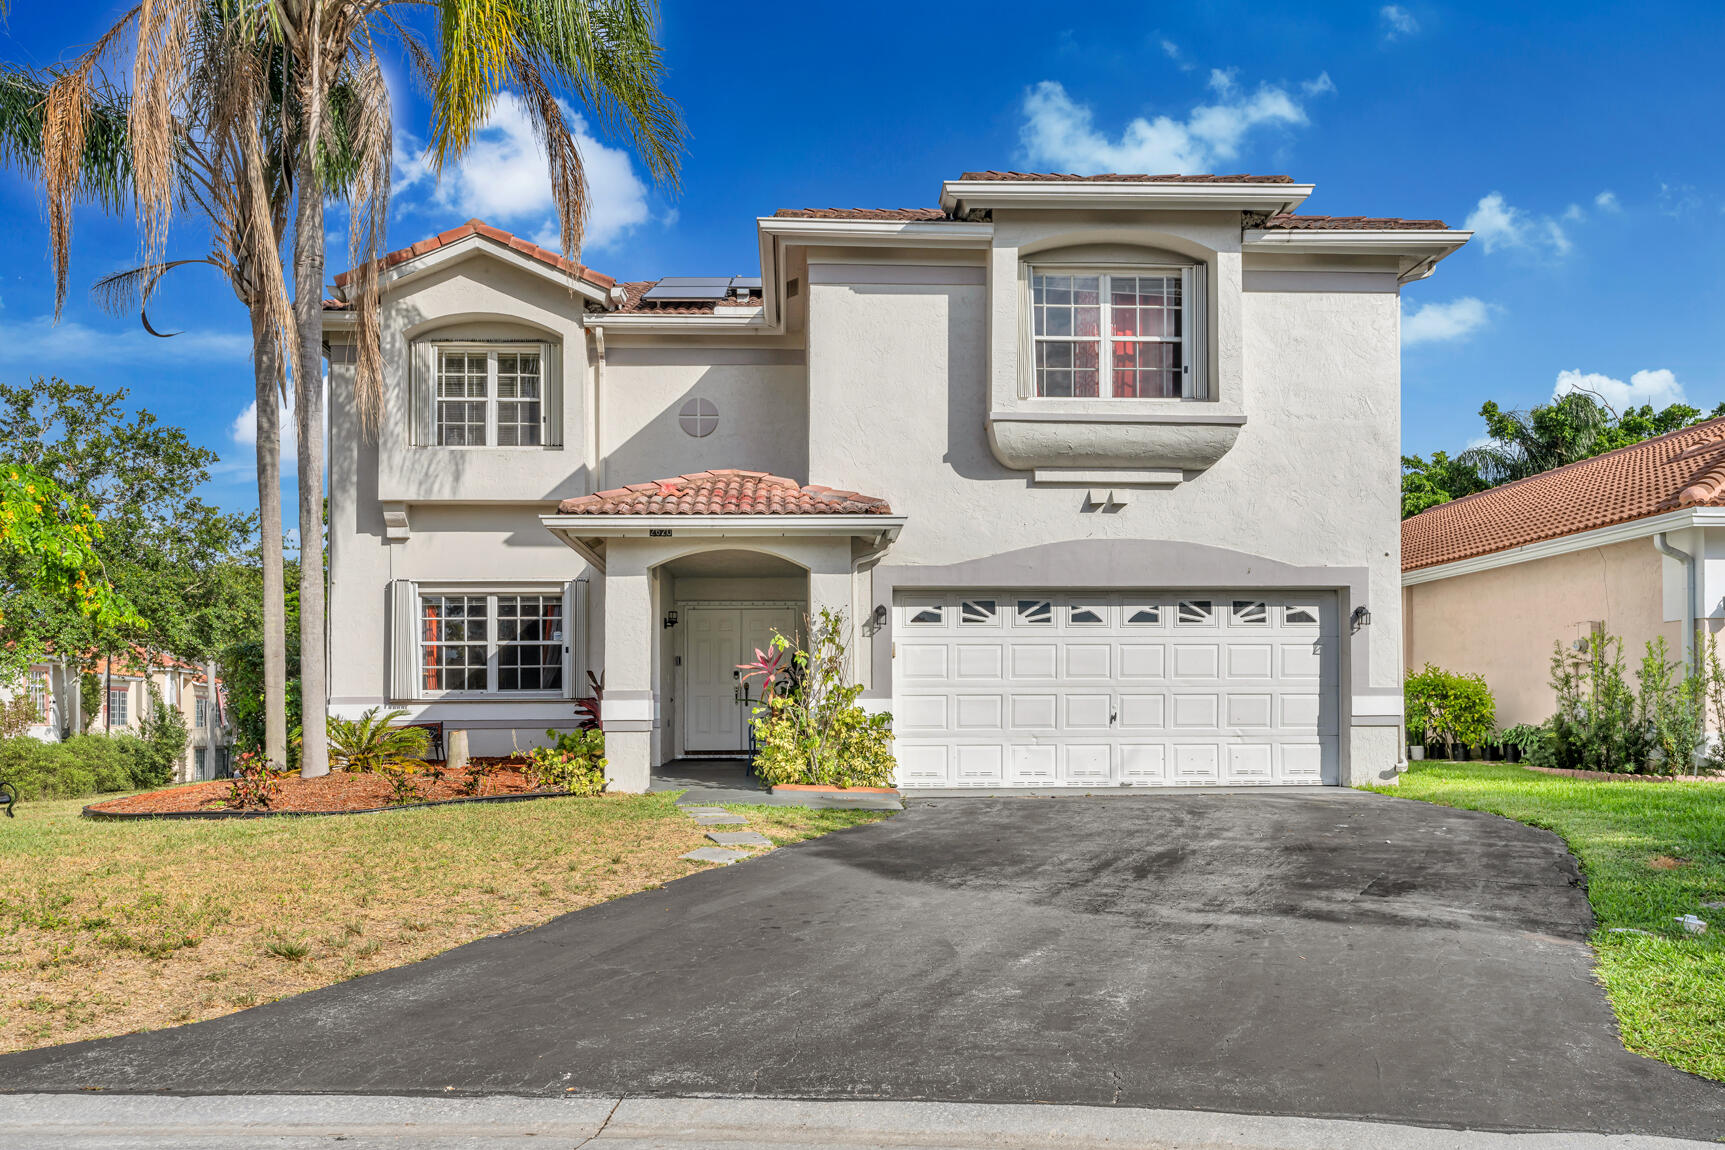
[6,652,233,782]
[1403,419,1725,727]
[323,170,1469,791]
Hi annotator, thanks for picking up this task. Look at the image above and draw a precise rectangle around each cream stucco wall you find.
[326,203,1430,787]
[1403,537,1684,728]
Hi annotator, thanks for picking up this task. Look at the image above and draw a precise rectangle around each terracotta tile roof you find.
[1403,418,1725,571]
[557,470,892,516]
[602,280,764,315]
[1264,213,1449,230]
[958,171,1298,184]
[773,207,954,221]
[330,219,615,293]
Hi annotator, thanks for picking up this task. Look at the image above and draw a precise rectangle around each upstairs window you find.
[434,346,543,447]
[1031,269,1196,399]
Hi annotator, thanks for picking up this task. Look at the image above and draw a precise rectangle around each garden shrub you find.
[327,707,429,773]
[516,728,606,795]
[1543,632,1718,774]
[748,608,897,789]
[134,687,189,789]
[1404,664,1497,757]
[0,732,150,801]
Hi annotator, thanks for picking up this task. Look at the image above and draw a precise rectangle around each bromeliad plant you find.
[226,749,283,810]
[747,608,895,789]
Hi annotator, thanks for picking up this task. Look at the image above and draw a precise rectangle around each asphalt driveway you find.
[3,789,1723,1138]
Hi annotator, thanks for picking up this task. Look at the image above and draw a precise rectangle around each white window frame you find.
[27,672,50,724]
[433,343,548,448]
[417,586,567,699]
[107,687,129,727]
[194,696,209,730]
[1029,265,1200,400]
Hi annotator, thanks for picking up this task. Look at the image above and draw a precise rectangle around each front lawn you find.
[1376,762,1725,1081]
[0,791,889,1054]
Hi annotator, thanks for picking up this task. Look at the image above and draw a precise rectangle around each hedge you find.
[0,733,158,801]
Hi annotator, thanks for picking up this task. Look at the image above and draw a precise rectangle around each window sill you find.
[987,408,1246,472]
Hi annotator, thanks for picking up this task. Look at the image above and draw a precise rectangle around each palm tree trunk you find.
[293,17,329,778]
[251,305,288,769]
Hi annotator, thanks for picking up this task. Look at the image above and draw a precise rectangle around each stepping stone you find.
[680,806,726,816]
[707,831,772,848]
[681,847,749,865]
[692,813,747,826]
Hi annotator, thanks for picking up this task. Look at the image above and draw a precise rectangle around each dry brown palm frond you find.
[511,53,586,262]
[342,48,391,433]
[42,69,92,318]
[129,0,199,268]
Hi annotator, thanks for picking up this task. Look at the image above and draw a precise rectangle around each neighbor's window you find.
[27,672,49,723]
[107,687,129,727]
[436,346,543,447]
[421,592,563,694]
[195,697,209,729]
[1032,271,1189,399]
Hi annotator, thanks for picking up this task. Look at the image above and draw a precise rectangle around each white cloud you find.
[393,91,651,252]
[1464,192,1571,257]
[226,380,328,477]
[1562,203,1585,222]
[1594,190,1620,211]
[1158,39,1194,70]
[0,315,249,365]
[1553,368,1685,411]
[1018,69,1332,175]
[1402,297,1490,346]
[1380,5,1419,39]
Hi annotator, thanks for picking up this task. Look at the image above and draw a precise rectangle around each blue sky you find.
[2,1,1722,527]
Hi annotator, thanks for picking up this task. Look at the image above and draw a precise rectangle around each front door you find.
[681,604,800,755]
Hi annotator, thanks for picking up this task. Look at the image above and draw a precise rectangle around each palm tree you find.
[2,14,303,771]
[28,0,683,776]
[1459,392,1615,486]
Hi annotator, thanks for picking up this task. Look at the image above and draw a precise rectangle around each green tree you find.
[1404,391,1725,518]
[1400,450,1488,518]
[0,462,142,677]
[0,379,255,685]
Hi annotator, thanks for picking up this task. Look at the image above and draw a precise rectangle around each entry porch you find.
[541,470,903,791]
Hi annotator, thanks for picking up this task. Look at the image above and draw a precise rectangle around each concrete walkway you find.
[649,758,902,809]
[0,1094,1714,1150]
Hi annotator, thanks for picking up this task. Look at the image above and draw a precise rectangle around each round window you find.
[678,396,719,438]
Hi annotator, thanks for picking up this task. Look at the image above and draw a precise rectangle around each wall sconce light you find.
[663,610,679,630]
[871,604,888,627]
[1350,606,1372,634]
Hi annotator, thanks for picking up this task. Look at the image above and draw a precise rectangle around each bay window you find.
[1031,268,1199,399]
[420,592,564,695]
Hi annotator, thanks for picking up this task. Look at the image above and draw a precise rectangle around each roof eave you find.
[1403,505,1725,585]
[754,216,993,326]
[939,180,1315,217]
[584,310,770,334]
[340,233,615,307]
[1243,228,1473,281]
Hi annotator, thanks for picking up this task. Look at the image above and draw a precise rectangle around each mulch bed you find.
[1521,764,1725,784]
[85,760,585,818]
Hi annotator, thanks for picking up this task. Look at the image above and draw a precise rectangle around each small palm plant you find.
[327,708,430,774]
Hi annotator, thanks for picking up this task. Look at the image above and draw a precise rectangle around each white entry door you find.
[892,592,1340,787]
[680,604,801,755]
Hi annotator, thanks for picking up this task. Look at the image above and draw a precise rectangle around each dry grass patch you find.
[0,791,889,1053]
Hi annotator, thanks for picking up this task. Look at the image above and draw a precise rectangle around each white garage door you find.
[892,592,1339,788]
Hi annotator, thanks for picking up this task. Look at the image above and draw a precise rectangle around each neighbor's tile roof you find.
[1403,418,1725,571]
[329,219,615,293]
[957,171,1298,184]
[557,470,892,516]
[602,280,764,314]
[1263,213,1450,230]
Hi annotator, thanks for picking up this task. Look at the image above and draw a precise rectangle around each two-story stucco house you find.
[322,171,1469,793]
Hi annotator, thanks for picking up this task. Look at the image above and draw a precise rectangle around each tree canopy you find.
[0,378,257,674]
[1402,392,1725,518]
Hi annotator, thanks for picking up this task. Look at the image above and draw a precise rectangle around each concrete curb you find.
[0,1094,1712,1149]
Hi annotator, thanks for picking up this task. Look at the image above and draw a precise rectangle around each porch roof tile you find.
[557,470,892,516]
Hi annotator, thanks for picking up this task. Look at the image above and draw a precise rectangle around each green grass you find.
[0,790,890,1053]
[1374,761,1725,1081]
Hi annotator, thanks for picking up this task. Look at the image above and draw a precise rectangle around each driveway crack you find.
[573,1094,625,1148]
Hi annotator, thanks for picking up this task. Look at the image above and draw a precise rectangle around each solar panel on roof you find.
[642,276,731,301]
[729,276,762,291]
